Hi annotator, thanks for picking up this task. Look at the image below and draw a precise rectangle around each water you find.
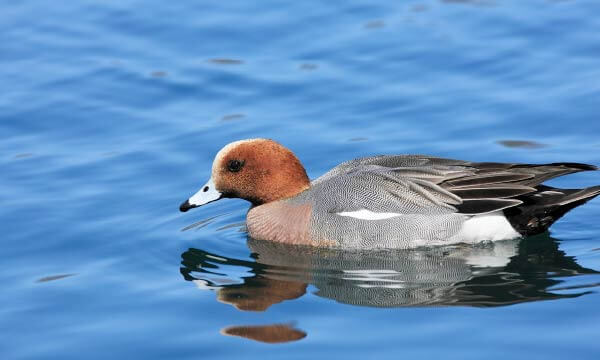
[2,0,600,358]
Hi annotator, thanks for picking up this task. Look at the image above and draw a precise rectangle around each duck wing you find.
[311,155,596,216]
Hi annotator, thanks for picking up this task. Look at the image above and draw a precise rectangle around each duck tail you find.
[504,185,600,236]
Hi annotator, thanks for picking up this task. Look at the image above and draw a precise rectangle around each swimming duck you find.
[180,139,599,248]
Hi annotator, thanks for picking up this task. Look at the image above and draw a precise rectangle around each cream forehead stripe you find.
[211,139,261,176]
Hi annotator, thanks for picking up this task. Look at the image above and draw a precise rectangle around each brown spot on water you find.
[221,323,306,343]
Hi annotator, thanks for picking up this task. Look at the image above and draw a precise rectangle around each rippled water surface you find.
[2,0,600,358]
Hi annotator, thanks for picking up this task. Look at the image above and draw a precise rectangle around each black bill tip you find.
[179,200,197,212]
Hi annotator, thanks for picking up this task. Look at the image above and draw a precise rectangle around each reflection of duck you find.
[181,234,598,310]
[221,323,306,344]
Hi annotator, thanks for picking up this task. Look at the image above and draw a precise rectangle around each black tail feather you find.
[504,185,600,236]
[544,162,598,171]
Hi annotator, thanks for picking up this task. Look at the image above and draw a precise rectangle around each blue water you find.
[2,0,600,358]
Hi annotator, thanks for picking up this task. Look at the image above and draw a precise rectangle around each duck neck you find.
[251,179,310,206]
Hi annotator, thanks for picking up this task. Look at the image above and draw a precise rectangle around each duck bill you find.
[180,178,223,212]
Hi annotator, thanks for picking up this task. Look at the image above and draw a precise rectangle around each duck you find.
[180,139,600,249]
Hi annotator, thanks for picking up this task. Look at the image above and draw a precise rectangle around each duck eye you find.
[227,159,244,172]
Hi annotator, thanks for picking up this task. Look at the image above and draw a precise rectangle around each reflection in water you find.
[442,0,493,5]
[497,140,547,149]
[221,113,246,122]
[181,234,598,310]
[217,277,307,312]
[150,71,167,78]
[364,20,385,29]
[180,213,230,231]
[221,323,306,344]
[348,137,369,142]
[299,63,318,71]
[207,58,244,65]
[36,273,76,283]
[412,4,429,12]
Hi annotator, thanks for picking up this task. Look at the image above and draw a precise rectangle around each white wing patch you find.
[336,209,402,220]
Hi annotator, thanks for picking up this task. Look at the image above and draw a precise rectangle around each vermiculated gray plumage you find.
[286,155,599,248]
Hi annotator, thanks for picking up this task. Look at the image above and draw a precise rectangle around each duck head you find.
[180,139,310,212]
